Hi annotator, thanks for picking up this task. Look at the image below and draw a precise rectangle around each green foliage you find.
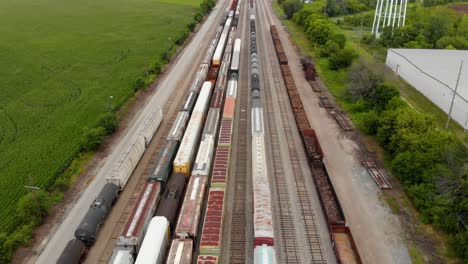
[330,33,346,48]
[98,113,119,134]
[450,229,468,262]
[281,0,304,19]
[356,110,380,134]
[80,127,107,152]
[347,56,387,101]
[374,83,400,111]
[329,47,357,70]
[306,19,333,45]
[325,0,346,16]
[380,6,466,49]
[319,40,341,57]
[16,191,51,224]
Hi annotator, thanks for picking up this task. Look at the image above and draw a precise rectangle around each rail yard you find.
[31,0,412,262]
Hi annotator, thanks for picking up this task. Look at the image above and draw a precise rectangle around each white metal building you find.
[386,49,468,130]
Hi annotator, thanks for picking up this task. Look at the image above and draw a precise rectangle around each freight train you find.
[57,4,233,264]
[270,25,362,264]
[248,5,277,263]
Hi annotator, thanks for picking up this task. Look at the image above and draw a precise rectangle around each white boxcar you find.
[231,39,241,72]
[106,108,163,188]
[134,217,169,264]
[106,139,146,189]
[251,107,264,135]
[167,111,189,142]
[191,135,215,177]
[173,112,203,176]
[189,64,209,93]
[226,79,238,98]
[212,17,233,66]
[254,245,276,264]
[193,82,213,117]
[175,175,208,238]
[252,135,274,240]
[166,239,193,264]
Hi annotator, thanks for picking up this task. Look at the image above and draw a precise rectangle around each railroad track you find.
[255,0,326,262]
[228,0,249,261]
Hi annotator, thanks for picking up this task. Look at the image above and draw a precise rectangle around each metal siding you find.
[175,176,208,238]
[134,217,169,264]
[167,111,190,142]
[173,113,203,177]
[147,140,179,183]
[193,82,213,116]
[192,135,215,177]
[203,109,220,136]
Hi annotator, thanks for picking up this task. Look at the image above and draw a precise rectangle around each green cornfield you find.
[0,0,201,233]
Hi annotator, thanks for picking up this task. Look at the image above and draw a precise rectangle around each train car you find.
[190,64,210,93]
[167,111,190,142]
[192,134,215,177]
[134,217,170,264]
[212,17,233,66]
[202,108,221,136]
[193,82,213,118]
[147,140,178,184]
[173,112,203,176]
[106,108,163,188]
[209,88,225,109]
[254,245,276,264]
[301,128,324,162]
[210,146,230,187]
[226,76,238,98]
[202,26,224,65]
[166,239,193,264]
[223,97,235,119]
[218,118,233,147]
[109,181,161,261]
[175,175,208,238]
[251,135,274,247]
[330,225,362,264]
[199,188,225,255]
[230,39,241,73]
[182,91,198,113]
[197,255,219,264]
[75,183,119,245]
[155,172,187,228]
[251,107,264,135]
[57,239,87,264]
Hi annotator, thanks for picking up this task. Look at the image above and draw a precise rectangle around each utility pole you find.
[445,60,464,129]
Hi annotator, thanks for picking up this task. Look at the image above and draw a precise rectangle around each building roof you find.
[387,49,468,100]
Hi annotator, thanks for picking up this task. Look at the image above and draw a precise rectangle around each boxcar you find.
[182,91,198,113]
[166,239,193,264]
[134,217,170,264]
[175,175,208,238]
[193,82,213,118]
[173,112,203,176]
[147,140,179,184]
[167,111,189,142]
[254,245,276,264]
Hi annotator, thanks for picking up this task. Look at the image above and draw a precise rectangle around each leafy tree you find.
[325,0,345,16]
[345,0,368,13]
[281,0,304,19]
[328,47,357,70]
[450,229,468,262]
[80,127,106,152]
[347,56,386,101]
[306,19,333,45]
[98,113,119,134]
[374,83,400,111]
[436,36,468,49]
[357,110,380,134]
[319,40,340,57]
[330,33,346,48]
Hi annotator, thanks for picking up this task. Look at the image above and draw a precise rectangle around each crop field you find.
[0,0,201,233]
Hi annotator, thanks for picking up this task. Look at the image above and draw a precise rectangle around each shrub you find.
[330,33,346,49]
[80,127,106,152]
[98,113,119,134]
[328,47,357,70]
[16,191,51,224]
[347,56,386,101]
[319,40,340,57]
[357,110,380,134]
